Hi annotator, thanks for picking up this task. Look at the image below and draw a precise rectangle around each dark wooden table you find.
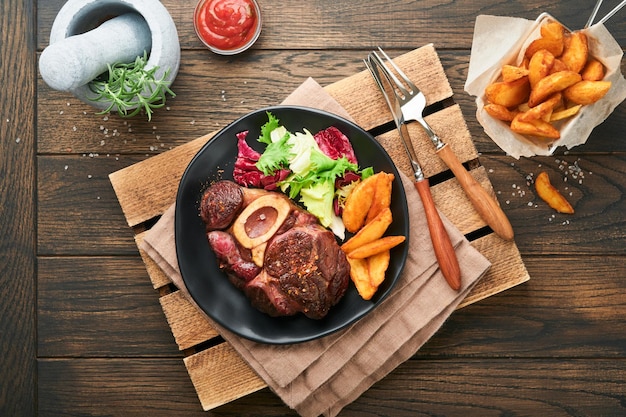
[2,0,626,415]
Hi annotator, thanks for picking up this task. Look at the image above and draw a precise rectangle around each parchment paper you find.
[465,13,626,159]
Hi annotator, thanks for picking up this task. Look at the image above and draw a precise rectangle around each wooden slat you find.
[184,344,266,411]
[135,232,174,290]
[109,133,214,228]
[460,234,529,308]
[160,291,219,351]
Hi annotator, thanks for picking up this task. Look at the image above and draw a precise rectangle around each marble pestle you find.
[39,13,152,92]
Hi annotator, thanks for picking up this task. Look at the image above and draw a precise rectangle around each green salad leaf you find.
[254,113,365,238]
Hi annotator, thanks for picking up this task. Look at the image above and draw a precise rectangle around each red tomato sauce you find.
[195,0,258,51]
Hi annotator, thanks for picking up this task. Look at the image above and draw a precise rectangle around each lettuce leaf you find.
[256,128,291,175]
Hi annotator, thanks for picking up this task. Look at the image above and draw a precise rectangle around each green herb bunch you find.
[90,52,175,121]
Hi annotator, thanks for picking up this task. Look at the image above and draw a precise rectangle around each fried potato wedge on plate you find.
[341,207,392,254]
[347,257,376,300]
[365,172,394,224]
[347,235,406,259]
[342,174,377,233]
[368,250,391,289]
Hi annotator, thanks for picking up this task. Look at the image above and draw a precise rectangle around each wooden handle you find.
[436,144,514,241]
[414,178,462,291]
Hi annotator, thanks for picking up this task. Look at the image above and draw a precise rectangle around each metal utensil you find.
[371,48,515,241]
[590,0,626,26]
[365,53,461,291]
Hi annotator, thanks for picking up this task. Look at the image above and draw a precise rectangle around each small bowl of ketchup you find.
[194,0,262,55]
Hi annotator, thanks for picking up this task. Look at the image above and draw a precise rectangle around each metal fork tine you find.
[371,50,412,100]
[376,47,416,95]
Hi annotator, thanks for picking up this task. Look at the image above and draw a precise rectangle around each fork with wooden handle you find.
[365,54,462,291]
[372,48,514,241]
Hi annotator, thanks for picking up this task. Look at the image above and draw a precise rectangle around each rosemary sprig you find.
[89,52,175,121]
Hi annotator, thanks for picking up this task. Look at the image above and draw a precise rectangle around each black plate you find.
[175,106,409,344]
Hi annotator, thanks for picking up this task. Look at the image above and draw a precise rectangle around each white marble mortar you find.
[40,0,181,111]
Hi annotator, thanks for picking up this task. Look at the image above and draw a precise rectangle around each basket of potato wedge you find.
[465,13,626,158]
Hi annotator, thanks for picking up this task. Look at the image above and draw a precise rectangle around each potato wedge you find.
[368,250,391,289]
[535,171,574,214]
[528,49,555,88]
[525,36,564,59]
[484,103,518,122]
[347,235,406,259]
[561,31,588,73]
[485,77,530,108]
[518,93,562,122]
[528,71,581,107]
[550,104,582,122]
[341,207,392,254]
[347,257,376,300]
[510,114,560,139]
[581,59,606,81]
[342,174,377,233]
[502,64,530,82]
[563,80,611,105]
[549,58,569,74]
[365,172,394,224]
[540,21,565,41]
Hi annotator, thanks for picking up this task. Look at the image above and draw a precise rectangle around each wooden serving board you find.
[110,44,530,411]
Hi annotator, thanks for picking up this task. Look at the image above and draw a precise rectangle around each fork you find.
[365,53,461,291]
[371,48,514,241]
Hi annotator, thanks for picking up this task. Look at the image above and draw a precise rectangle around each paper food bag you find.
[465,13,626,159]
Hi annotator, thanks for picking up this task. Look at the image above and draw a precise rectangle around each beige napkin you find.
[140,78,491,417]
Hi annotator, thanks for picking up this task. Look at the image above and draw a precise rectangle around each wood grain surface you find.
[1,0,625,415]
